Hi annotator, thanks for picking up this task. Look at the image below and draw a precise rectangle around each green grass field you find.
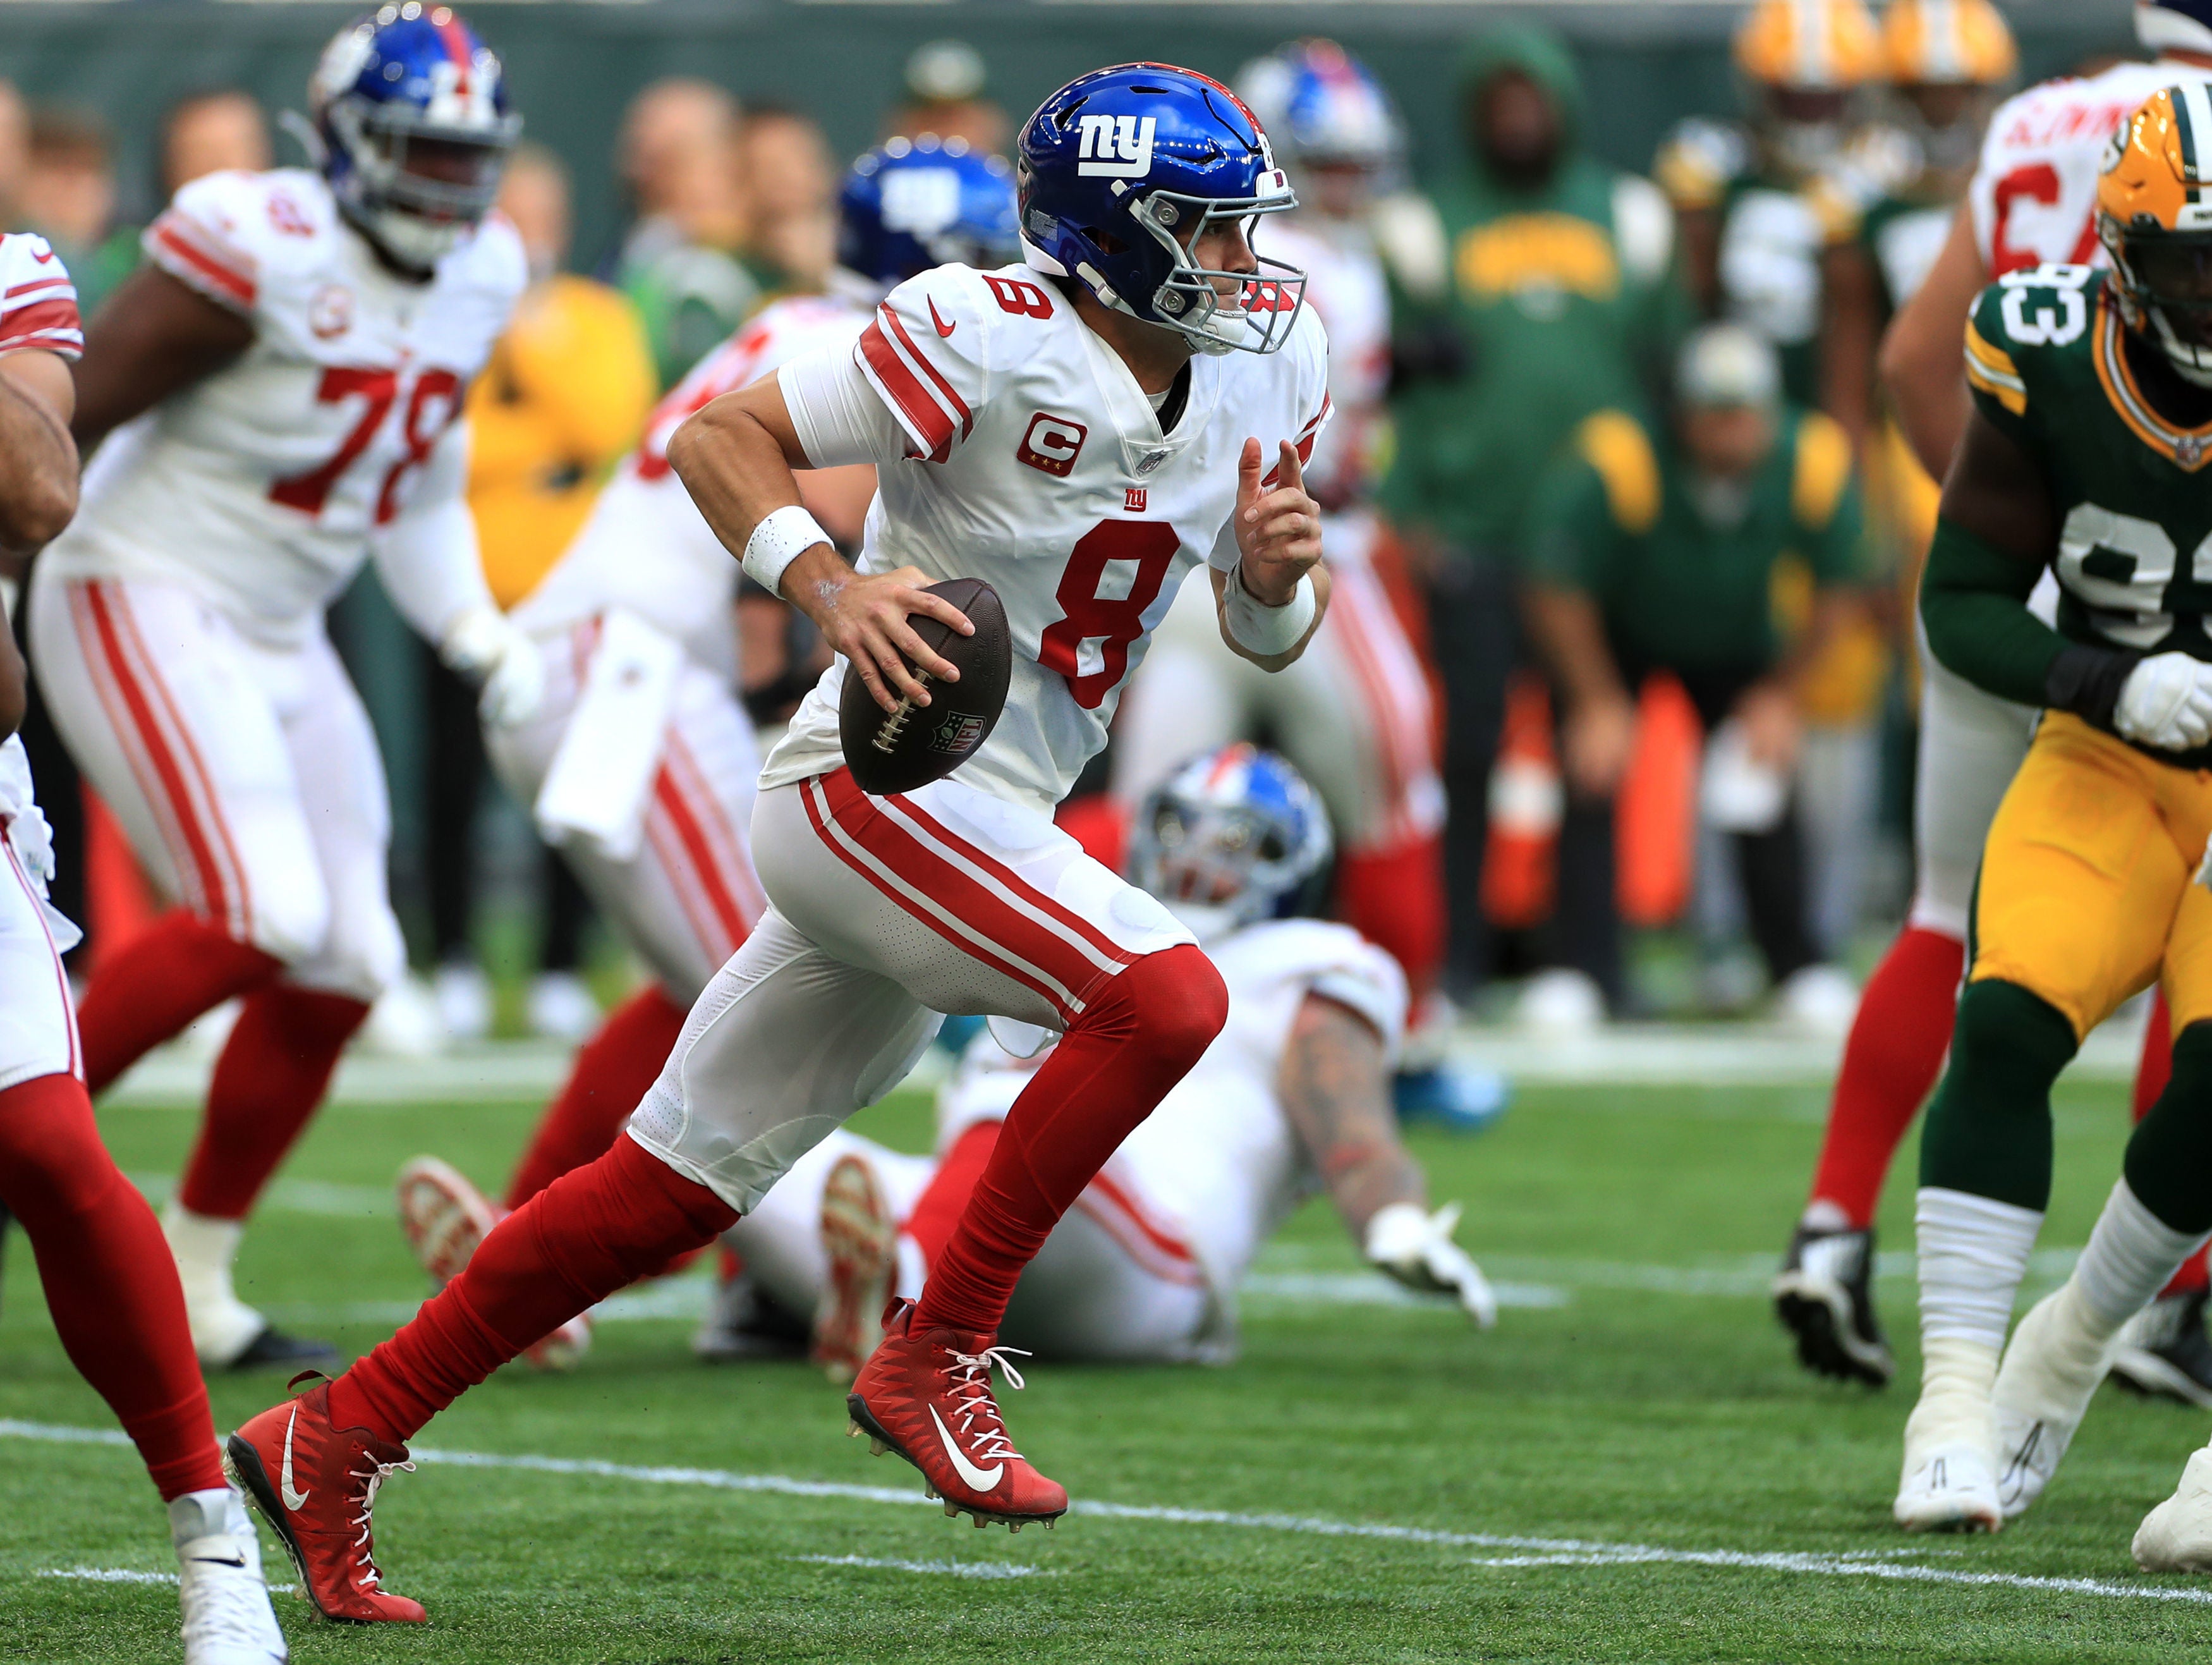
[3,1068,2209,1663]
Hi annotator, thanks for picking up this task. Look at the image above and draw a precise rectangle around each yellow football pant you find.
[1972,712,2212,1040]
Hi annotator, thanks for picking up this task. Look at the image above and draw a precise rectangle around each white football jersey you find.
[1970,61,2211,276]
[1261,216,1386,510]
[0,233,82,360]
[938,917,1406,1301]
[766,262,1331,815]
[516,293,870,679]
[44,168,525,642]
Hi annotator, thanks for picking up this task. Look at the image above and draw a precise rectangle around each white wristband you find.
[743,504,834,597]
[1223,563,1317,656]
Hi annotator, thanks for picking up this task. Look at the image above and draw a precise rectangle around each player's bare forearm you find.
[1879,205,1981,481]
[671,379,970,712]
[1277,993,1424,1241]
[0,350,78,552]
[73,265,253,454]
[1522,582,1627,710]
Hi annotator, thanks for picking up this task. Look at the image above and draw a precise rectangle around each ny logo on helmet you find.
[1077,115,1157,178]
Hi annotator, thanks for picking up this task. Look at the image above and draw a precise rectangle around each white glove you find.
[1364,1200,1498,1330]
[2115,652,2212,753]
[441,605,545,728]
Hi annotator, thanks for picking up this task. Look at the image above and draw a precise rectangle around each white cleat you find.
[813,1153,897,1384]
[174,1491,288,1664]
[2135,1446,2212,1573]
[1895,1439,2003,1534]
[1991,1285,2125,1521]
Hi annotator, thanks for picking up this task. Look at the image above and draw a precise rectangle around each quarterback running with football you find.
[226,63,1331,1621]
[0,235,288,1664]
[726,744,1494,1378]
[393,137,1022,1369]
[1892,87,2212,1570]
[26,6,539,1371]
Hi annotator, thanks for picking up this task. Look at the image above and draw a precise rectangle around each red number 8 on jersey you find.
[1036,520,1180,709]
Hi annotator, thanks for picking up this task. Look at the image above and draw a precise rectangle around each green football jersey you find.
[1966,264,2212,667]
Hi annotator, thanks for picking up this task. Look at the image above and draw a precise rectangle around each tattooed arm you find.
[1277,989,1498,1327]
[1275,992,1424,1238]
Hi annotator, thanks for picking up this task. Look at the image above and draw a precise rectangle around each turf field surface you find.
[2,1068,2206,1664]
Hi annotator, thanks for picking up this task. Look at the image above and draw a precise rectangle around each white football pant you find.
[729,1128,1214,1363]
[1111,511,1444,853]
[0,820,78,1092]
[626,769,1194,1215]
[1909,622,2036,941]
[485,619,769,1005]
[29,573,403,1000]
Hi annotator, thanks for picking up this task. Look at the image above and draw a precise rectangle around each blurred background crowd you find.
[0,0,2144,1052]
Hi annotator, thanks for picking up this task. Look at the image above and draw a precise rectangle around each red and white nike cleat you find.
[224,1374,427,1625]
[812,1153,897,1384]
[394,1155,590,1371]
[846,1299,1067,1530]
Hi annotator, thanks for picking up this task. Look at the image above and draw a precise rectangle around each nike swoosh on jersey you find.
[280,1407,310,1509]
[928,1405,1003,1491]
[928,298,957,338]
[31,247,54,264]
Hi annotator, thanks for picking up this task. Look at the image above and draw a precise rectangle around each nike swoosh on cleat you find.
[186,1554,246,1568]
[928,298,956,338]
[928,1406,1002,1492]
[280,1407,310,1510]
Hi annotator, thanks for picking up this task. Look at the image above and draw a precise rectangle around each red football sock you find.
[0,1073,224,1499]
[176,985,370,1220]
[914,944,1227,1336]
[2129,992,2209,1296]
[78,912,281,1095]
[333,1134,736,1444]
[1806,925,1966,1228]
[505,985,689,1210]
[902,1121,1002,1274]
[1336,834,1448,1001]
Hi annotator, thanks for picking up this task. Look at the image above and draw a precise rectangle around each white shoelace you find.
[348,1456,416,1590]
[943,1345,1032,1463]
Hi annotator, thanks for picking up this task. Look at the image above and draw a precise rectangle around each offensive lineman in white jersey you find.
[0,235,289,1664]
[724,745,1493,1378]
[25,6,538,1372]
[1775,0,2212,1401]
[1112,41,1482,1125]
[391,138,1023,1371]
[226,63,1330,1619]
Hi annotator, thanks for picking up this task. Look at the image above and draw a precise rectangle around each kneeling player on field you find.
[712,746,1493,1377]
[1895,88,2212,1548]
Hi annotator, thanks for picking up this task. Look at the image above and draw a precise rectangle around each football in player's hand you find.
[839,577,1011,796]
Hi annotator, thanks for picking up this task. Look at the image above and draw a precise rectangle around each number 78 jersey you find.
[46,168,524,642]
[763,262,1331,815]
[1966,263,2212,759]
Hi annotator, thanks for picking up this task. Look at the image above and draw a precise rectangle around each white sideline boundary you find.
[5,1418,2207,1609]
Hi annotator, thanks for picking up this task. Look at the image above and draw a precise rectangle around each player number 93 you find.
[1998,262,2094,348]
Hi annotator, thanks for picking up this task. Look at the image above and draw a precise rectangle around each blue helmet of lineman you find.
[1129,743,1333,941]
[1017,62,1305,356]
[308,4,521,272]
[1234,40,1405,176]
[837,135,1021,292]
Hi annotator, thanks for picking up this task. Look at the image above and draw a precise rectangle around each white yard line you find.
[791,1555,1051,1578]
[4,1418,2203,1608]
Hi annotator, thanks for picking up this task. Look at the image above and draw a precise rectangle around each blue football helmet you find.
[308,4,520,271]
[1234,40,1404,176]
[1018,63,1304,356]
[1129,743,1333,942]
[837,135,1021,293]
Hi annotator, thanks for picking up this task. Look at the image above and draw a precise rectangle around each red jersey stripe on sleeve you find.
[1261,395,1330,489]
[147,214,256,310]
[878,302,972,435]
[858,314,957,463]
[0,299,85,358]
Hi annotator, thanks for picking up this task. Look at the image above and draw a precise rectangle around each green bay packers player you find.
[1894,88,2212,1547]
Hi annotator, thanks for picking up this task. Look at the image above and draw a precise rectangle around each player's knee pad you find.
[2125,1022,2212,1236]
[1083,944,1227,1068]
[1920,978,2076,1210]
